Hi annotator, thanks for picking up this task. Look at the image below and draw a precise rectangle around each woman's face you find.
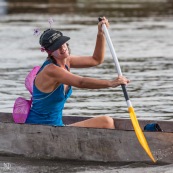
[52,43,69,59]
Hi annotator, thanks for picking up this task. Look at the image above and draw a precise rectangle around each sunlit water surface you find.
[0,0,173,172]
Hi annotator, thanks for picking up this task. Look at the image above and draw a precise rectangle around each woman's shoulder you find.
[43,63,59,74]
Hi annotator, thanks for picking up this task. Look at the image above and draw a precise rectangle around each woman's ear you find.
[51,51,59,58]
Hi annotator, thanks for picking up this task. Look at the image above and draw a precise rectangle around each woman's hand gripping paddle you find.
[98,17,156,163]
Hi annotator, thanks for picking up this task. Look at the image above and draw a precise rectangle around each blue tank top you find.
[26,59,72,126]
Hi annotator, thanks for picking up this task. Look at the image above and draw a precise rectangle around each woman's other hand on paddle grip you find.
[111,76,130,87]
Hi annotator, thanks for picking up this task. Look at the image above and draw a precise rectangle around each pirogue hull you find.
[0,112,173,163]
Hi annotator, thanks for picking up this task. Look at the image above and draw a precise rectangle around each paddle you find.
[99,17,156,163]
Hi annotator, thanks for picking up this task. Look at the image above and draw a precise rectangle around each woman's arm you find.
[69,17,109,68]
[46,64,129,89]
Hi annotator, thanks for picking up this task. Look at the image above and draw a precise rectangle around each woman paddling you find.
[26,17,130,129]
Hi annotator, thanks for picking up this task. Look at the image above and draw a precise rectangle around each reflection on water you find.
[5,0,173,17]
[0,156,172,173]
[0,0,7,15]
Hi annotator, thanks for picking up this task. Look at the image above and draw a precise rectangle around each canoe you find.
[0,112,173,163]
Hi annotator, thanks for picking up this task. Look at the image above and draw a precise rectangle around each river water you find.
[0,0,173,172]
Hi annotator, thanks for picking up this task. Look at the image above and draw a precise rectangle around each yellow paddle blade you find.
[128,107,156,163]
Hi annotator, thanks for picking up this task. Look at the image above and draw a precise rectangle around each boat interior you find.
[0,112,172,132]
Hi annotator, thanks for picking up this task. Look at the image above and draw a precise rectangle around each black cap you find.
[39,29,70,52]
